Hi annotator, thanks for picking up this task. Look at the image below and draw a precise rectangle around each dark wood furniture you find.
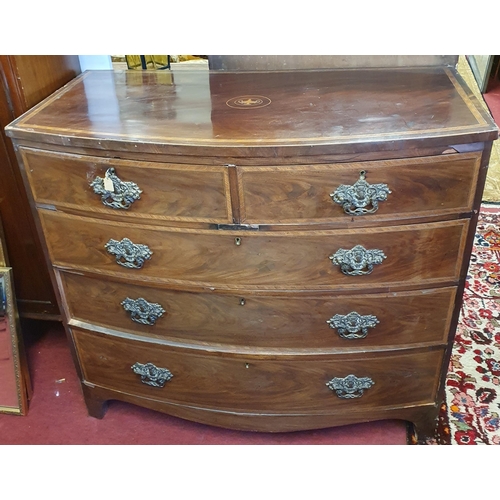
[5,67,498,441]
[0,55,81,319]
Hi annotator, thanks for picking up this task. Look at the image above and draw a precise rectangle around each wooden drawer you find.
[20,148,232,223]
[61,271,456,350]
[73,328,443,413]
[239,153,481,224]
[41,210,468,291]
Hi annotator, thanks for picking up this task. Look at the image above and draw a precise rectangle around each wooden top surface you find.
[5,67,498,156]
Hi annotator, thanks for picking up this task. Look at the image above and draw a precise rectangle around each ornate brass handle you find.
[90,167,142,209]
[131,362,173,388]
[327,312,379,339]
[330,170,391,215]
[105,238,153,269]
[330,245,386,276]
[121,297,165,325]
[326,374,374,398]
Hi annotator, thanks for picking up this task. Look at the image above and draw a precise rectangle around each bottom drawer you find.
[73,327,443,414]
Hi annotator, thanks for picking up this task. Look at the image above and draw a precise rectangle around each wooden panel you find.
[61,271,456,349]
[240,153,481,223]
[0,57,80,317]
[5,56,81,114]
[73,328,444,413]
[21,148,232,223]
[41,210,469,291]
[0,93,49,306]
[208,55,459,71]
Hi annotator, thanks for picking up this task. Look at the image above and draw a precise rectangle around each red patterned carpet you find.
[428,204,500,444]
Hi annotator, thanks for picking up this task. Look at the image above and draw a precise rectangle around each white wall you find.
[78,55,113,71]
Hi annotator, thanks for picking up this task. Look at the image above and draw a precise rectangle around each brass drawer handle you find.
[90,167,142,209]
[326,374,374,399]
[327,311,379,339]
[330,244,386,276]
[121,297,165,325]
[131,362,173,388]
[105,237,153,269]
[330,170,391,215]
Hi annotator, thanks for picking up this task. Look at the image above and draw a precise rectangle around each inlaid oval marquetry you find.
[226,95,271,109]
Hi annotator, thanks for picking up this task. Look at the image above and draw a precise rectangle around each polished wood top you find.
[5,67,498,156]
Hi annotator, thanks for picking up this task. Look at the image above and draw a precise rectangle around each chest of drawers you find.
[5,67,498,442]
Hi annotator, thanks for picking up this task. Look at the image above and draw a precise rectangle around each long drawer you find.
[21,148,233,223]
[239,152,481,223]
[41,210,468,291]
[73,327,444,413]
[60,271,456,349]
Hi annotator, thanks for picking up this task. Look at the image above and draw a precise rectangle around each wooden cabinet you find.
[5,67,498,441]
[0,56,81,318]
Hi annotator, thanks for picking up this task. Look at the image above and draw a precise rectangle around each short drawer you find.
[239,153,481,224]
[61,271,456,350]
[21,148,232,223]
[73,328,444,413]
[41,210,468,291]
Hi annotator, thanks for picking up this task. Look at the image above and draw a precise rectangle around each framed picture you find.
[0,219,31,415]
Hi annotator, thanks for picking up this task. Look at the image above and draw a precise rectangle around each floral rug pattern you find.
[429,205,500,444]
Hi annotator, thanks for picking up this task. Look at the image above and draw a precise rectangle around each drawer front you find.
[239,153,481,223]
[21,148,232,223]
[61,271,456,349]
[73,328,443,413]
[42,210,468,290]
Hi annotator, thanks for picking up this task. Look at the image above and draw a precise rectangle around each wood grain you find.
[40,210,469,291]
[1,55,81,114]
[22,148,232,223]
[240,153,481,223]
[60,271,456,350]
[6,65,496,439]
[208,55,459,71]
[73,327,443,414]
[80,381,443,433]
[0,56,80,318]
[5,68,498,158]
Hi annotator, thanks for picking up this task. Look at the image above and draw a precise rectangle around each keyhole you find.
[235,237,242,246]
[239,298,246,306]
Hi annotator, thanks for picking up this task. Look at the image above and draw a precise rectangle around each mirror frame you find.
[0,266,30,414]
[0,216,30,415]
[467,55,494,94]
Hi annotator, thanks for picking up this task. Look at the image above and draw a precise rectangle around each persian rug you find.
[413,204,500,444]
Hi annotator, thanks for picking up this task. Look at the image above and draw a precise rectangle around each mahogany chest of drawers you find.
[5,67,498,442]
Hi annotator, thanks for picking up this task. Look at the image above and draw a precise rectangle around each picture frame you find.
[0,219,31,415]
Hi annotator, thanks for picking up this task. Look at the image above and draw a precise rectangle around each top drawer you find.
[20,148,233,223]
[239,153,481,224]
